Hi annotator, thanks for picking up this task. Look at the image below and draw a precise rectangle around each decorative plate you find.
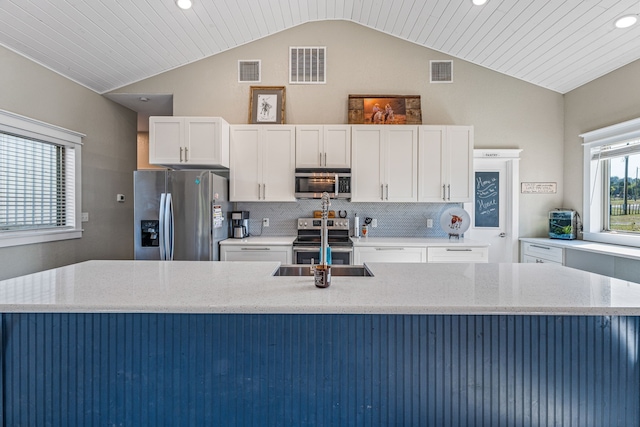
[440,207,471,236]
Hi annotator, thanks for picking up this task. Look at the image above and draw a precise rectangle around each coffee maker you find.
[231,211,250,238]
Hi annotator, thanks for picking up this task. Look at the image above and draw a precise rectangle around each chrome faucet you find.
[320,191,331,266]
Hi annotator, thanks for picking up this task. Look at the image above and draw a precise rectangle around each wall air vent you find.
[290,47,326,84]
[430,60,453,83]
[238,60,261,83]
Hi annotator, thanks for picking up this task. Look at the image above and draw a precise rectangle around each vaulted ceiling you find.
[1,0,640,95]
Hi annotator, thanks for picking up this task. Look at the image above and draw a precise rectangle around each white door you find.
[385,127,418,202]
[262,126,296,202]
[351,127,384,202]
[295,125,323,167]
[323,125,351,168]
[465,150,521,263]
[230,126,262,201]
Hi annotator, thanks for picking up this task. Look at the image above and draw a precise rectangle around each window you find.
[582,117,640,247]
[0,109,83,248]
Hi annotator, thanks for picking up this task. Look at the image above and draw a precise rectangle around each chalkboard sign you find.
[475,171,499,228]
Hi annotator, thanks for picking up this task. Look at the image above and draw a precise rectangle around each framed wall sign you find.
[521,182,557,194]
[248,86,286,124]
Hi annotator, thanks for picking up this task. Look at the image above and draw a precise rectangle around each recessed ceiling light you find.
[176,0,192,10]
[615,14,638,28]
[139,97,149,102]
[472,0,487,5]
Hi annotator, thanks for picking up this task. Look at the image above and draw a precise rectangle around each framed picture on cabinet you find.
[248,86,286,124]
[348,94,422,124]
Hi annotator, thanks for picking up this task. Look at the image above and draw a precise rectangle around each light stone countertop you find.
[219,236,297,246]
[351,237,490,247]
[1,260,640,315]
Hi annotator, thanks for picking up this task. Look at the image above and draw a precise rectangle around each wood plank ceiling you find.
[1,0,640,94]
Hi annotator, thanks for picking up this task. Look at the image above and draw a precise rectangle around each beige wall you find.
[0,45,137,280]
[116,20,565,238]
[137,132,164,170]
[564,59,640,215]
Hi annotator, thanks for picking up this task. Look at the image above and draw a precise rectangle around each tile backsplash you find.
[234,200,462,238]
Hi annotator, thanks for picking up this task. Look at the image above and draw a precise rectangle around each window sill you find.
[0,228,83,248]
[582,232,640,249]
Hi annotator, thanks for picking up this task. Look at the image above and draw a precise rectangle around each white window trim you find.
[581,117,640,248]
[0,109,84,248]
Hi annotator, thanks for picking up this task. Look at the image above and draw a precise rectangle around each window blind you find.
[0,132,74,231]
[591,138,640,161]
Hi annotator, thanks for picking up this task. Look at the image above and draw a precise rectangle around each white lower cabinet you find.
[427,247,488,263]
[521,242,564,265]
[220,245,292,263]
[353,246,426,264]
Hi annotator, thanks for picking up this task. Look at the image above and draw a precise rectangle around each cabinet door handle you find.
[531,245,551,250]
[442,184,446,201]
[375,247,404,251]
[241,247,270,251]
[446,248,472,252]
[499,232,506,238]
[324,152,327,166]
[447,184,451,200]
[319,152,323,166]
[263,183,266,200]
[184,147,188,162]
[258,183,261,199]
[180,147,184,162]
[381,184,384,200]
[386,184,389,200]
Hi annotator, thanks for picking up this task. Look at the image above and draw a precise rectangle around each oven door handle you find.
[293,247,323,252]
[325,247,353,253]
[334,173,339,198]
[294,246,352,253]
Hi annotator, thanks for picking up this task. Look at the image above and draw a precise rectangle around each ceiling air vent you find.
[290,47,326,84]
[430,60,453,83]
[238,60,261,83]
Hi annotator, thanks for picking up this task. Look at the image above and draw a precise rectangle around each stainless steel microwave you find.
[294,168,351,199]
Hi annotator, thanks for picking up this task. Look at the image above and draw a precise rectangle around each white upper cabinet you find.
[149,116,229,168]
[230,125,296,202]
[351,126,418,202]
[295,125,351,168]
[418,125,473,202]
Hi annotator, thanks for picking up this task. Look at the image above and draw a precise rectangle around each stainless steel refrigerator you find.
[134,170,230,260]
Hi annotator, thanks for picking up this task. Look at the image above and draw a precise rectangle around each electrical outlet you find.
[371,218,377,228]
[262,218,269,227]
[81,212,89,222]
[427,218,433,228]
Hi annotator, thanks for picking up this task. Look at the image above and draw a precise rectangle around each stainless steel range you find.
[293,218,353,265]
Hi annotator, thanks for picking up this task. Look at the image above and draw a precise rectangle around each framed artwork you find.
[248,86,286,124]
[348,95,422,124]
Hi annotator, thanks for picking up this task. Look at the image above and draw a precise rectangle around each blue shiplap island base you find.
[2,313,638,426]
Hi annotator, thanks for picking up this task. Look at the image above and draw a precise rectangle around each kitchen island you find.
[1,261,639,425]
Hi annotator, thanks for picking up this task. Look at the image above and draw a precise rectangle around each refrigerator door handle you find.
[159,193,166,260]
[166,193,175,260]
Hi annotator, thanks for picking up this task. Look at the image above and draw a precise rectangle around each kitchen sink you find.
[273,265,374,277]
